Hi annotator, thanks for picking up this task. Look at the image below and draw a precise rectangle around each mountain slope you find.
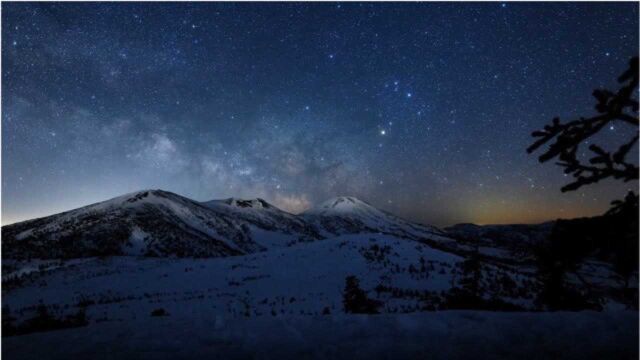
[2,234,540,324]
[202,198,323,248]
[1,190,258,259]
[2,192,454,260]
[445,222,555,248]
[302,196,447,241]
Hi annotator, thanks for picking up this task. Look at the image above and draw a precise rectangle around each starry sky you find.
[2,2,638,227]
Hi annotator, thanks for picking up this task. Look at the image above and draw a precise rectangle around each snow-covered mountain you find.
[201,197,323,248]
[302,196,448,241]
[2,190,636,358]
[1,192,451,260]
[1,190,261,259]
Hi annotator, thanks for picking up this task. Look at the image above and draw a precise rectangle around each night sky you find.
[2,2,638,227]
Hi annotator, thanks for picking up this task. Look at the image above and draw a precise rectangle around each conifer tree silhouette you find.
[528,57,639,309]
[342,275,381,314]
[527,57,638,196]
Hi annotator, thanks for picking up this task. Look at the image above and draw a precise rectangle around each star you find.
[1,2,634,228]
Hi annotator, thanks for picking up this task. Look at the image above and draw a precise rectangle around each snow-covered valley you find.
[2,234,532,322]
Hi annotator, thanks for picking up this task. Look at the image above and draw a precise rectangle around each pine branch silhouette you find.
[527,57,638,192]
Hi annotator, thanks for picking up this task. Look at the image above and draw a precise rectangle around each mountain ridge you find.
[1,190,449,260]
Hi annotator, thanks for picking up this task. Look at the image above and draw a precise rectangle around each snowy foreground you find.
[3,234,637,359]
[2,191,637,359]
[3,310,637,360]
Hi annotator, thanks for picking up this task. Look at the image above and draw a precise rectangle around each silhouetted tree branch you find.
[606,190,639,217]
[527,57,638,192]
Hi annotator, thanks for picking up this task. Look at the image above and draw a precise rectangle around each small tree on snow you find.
[342,275,381,314]
[458,242,482,298]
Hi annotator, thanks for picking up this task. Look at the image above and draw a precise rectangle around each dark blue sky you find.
[2,2,638,226]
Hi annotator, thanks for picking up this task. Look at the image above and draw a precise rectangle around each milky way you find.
[2,2,638,226]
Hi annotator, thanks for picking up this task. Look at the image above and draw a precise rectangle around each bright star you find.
[380,129,386,135]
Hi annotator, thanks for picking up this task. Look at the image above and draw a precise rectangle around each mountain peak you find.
[92,189,188,210]
[202,197,275,210]
[2,189,444,259]
[122,189,163,202]
[303,196,378,216]
[222,198,272,209]
[319,196,369,209]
